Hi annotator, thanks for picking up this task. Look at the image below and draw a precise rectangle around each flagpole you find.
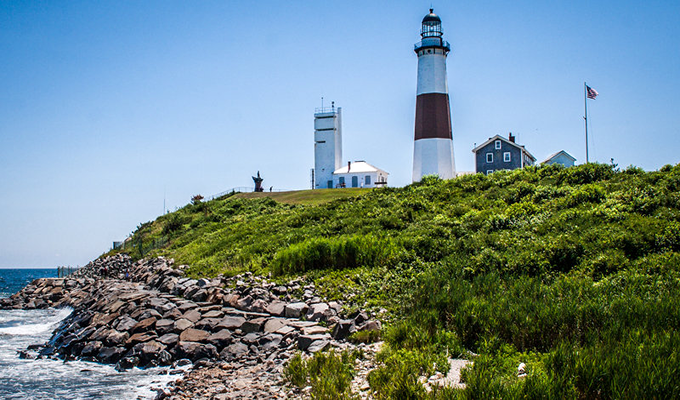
[584,82,589,163]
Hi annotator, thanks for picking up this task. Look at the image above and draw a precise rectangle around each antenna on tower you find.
[321,96,324,110]
[332,101,335,111]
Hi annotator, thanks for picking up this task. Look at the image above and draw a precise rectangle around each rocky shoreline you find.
[1,255,383,398]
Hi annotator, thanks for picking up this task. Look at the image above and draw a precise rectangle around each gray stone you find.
[216,316,246,330]
[202,310,224,319]
[298,334,332,351]
[173,318,194,332]
[307,340,331,353]
[179,328,210,343]
[105,330,129,347]
[263,318,287,333]
[155,319,175,334]
[114,316,138,332]
[220,342,248,359]
[80,341,103,356]
[158,333,179,346]
[332,319,356,340]
[266,300,286,316]
[305,303,330,321]
[241,317,266,333]
[207,329,232,348]
[180,309,202,323]
[194,318,222,332]
[285,302,309,318]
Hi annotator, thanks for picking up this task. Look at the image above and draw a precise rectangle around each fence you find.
[57,266,79,278]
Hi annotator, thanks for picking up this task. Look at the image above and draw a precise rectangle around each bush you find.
[284,350,361,399]
[271,235,400,275]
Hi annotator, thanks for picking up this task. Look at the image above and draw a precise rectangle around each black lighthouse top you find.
[415,8,450,53]
[421,9,443,37]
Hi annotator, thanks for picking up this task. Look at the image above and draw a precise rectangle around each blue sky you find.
[1,1,679,267]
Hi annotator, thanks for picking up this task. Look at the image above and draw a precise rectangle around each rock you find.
[353,311,369,325]
[241,317,266,333]
[197,278,211,288]
[80,341,103,356]
[216,316,245,330]
[266,301,286,316]
[360,320,382,332]
[302,325,328,335]
[173,318,194,332]
[263,318,287,333]
[179,328,210,343]
[207,329,232,348]
[236,295,253,310]
[194,318,222,332]
[155,319,175,334]
[285,302,309,318]
[105,330,130,347]
[126,332,157,346]
[116,356,140,371]
[298,334,331,351]
[114,316,138,332]
[332,319,356,340]
[158,333,180,346]
[135,340,166,362]
[180,310,202,323]
[248,299,268,313]
[175,341,218,362]
[132,317,156,333]
[202,310,224,319]
[220,342,249,360]
[307,340,330,353]
[305,303,330,321]
[97,346,125,363]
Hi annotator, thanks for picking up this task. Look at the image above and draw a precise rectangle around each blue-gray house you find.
[542,150,576,167]
[472,133,536,175]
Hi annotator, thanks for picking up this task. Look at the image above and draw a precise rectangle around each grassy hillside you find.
[114,163,680,398]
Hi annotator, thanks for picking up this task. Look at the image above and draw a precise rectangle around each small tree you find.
[191,194,204,205]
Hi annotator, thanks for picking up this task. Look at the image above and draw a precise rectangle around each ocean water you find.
[0,269,181,399]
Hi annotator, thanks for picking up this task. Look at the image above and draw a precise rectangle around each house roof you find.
[471,134,536,162]
[542,150,576,164]
[333,161,388,175]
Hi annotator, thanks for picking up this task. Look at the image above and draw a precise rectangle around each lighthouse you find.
[412,9,455,182]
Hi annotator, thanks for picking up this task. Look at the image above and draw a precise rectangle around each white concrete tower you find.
[412,8,456,182]
[314,105,343,189]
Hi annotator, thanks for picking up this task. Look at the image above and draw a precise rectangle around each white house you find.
[333,161,388,188]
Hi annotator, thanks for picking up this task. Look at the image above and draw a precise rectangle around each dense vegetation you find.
[114,163,680,398]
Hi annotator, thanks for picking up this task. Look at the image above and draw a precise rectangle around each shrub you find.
[271,235,399,275]
[284,350,360,399]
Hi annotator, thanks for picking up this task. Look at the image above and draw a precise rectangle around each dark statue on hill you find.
[252,171,264,192]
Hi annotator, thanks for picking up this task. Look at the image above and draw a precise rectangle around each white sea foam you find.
[0,307,178,399]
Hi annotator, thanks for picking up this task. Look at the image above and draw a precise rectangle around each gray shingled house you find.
[472,133,536,175]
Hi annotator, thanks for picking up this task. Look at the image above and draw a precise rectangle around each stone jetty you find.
[1,254,382,398]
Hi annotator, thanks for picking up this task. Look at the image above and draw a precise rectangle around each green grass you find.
[234,188,371,205]
[111,163,680,398]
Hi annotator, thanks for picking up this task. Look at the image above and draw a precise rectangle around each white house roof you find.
[542,150,576,164]
[333,161,388,175]
[472,134,536,162]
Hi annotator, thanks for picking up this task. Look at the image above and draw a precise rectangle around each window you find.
[352,176,358,188]
[486,170,494,175]
[504,152,511,162]
[365,175,371,185]
[495,140,501,150]
[486,153,493,163]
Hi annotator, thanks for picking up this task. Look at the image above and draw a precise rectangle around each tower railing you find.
[314,107,337,115]
[414,39,450,51]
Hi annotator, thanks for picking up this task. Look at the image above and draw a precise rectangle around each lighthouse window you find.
[486,153,493,163]
[365,175,371,185]
[504,152,511,162]
[495,140,501,149]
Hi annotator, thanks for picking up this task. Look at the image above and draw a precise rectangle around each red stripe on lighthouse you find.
[414,93,452,140]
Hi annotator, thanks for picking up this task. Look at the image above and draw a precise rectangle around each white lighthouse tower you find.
[313,104,342,189]
[412,9,455,182]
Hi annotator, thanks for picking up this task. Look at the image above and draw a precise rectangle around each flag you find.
[586,85,598,99]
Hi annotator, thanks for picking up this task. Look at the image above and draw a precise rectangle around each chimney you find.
[509,132,515,143]
[347,161,351,173]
